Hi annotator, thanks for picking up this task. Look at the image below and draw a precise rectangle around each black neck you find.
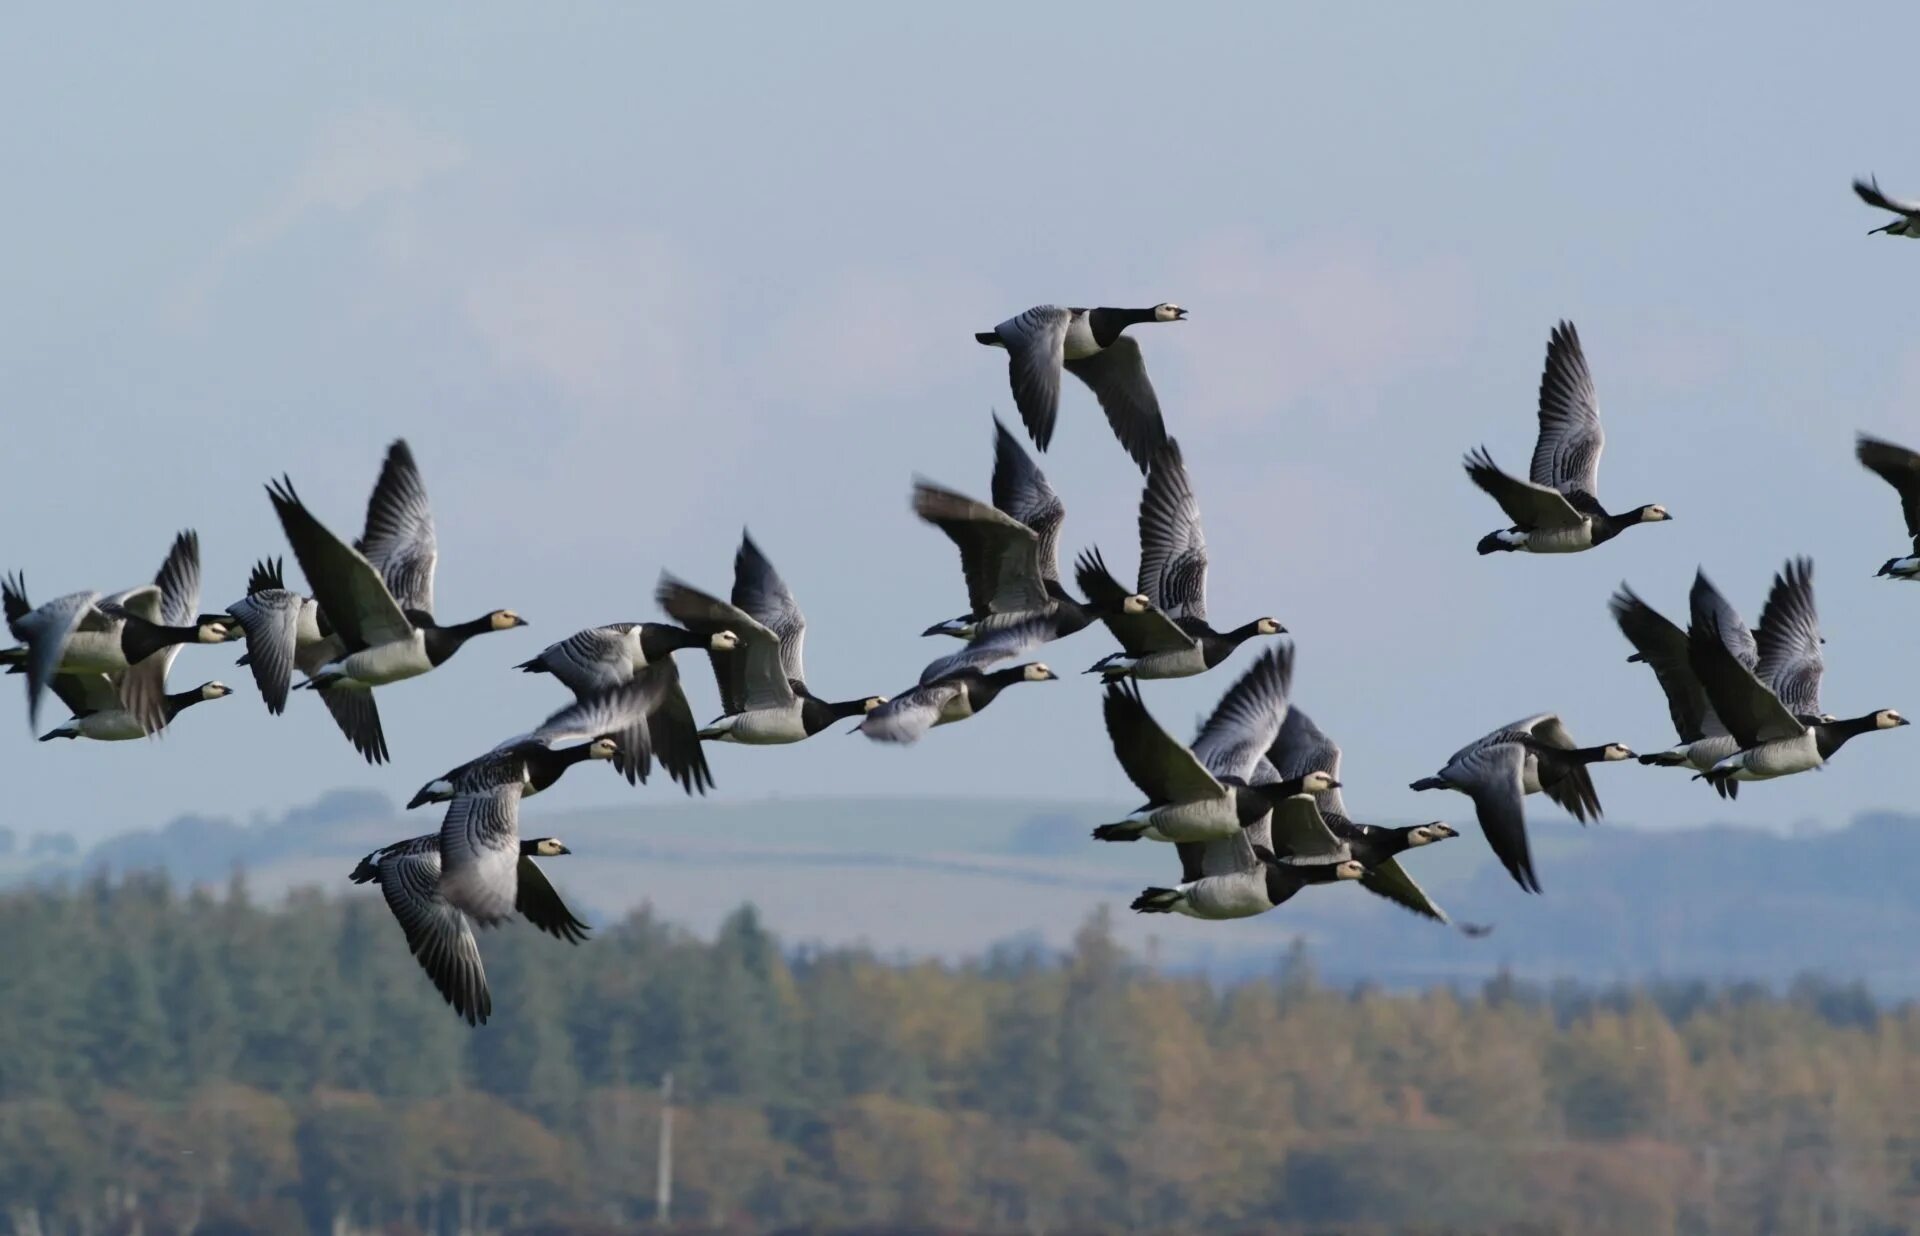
[1817,713,1886,755]
[119,615,202,665]
[643,623,705,658]
[1569,745,1617,765]
[1221,620,1268,645]
[162,690,208,720]
[423,615,499,666]
[1087,306,1157,347]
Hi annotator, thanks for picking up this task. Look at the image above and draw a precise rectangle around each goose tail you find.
[1092,822,1148,842]
[1409,776,1447,792]
[1131,887,1183,914]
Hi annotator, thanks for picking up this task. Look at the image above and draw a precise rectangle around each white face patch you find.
[1123,594,1152,614]
[1879,710,1907,729]
[1155,303,1185,321]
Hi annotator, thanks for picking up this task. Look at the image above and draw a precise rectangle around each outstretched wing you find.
[990,415,1066,580]
[1755,557,1823,718]
[1527,321,1604,501]
[1190,645,1293,780]
[990,306,1071,453]
[357,439,438,618]
[515,856,591,945]
[1063,336,1169,472]
[733,532,808,686]
[1857,433,1920,549]
[1137,439,1209,621]
[1463,447,1585,529]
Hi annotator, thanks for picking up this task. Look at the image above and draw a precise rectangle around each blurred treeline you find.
[0,872,1912,1236]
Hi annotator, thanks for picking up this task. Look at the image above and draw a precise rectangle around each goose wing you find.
[226,590,303,715]
[1611,584,1714,743]
[917,613,1056,686]
[990,305,1071,454]
[267,477,414,653]
[527,625,638,696]
[912,480,1051,617]
[1856,433,1920,550]
[1508,713,1601,821]
[655,574,791,713]
[526,669,675,785]
[1102,679,1225,804]
[1755,557,1823,718]
[121,530,205,734]
[990,415,1066,581]
[1463,448,1586,529]
[856,681,963,745]
[1062,336,1169,473]
[732,532,808,686]
[1266,794,1351,863]
[437,771,525,925]
[1451,741,1540,894]
[356,439,438,617]
[49,672,121,717]
[11,590,99,728]
[320,686,389,764]
[1688,608,1803,748]
[1527,321,1605,501]
[1178,831,1260,883]
[1690,570,1759,670]
[1137,439,1209,622]
[1190,645,1293,780]
[1855,176,1920,216]
[1360,857,1450,924]
[373,838,491,1026]
[515,856,590,944]
[649,675,715,795]
[1266,706,1349,818]
[1074,548,1194,654]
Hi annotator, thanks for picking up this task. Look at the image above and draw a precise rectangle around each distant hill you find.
[32,788,1920,991]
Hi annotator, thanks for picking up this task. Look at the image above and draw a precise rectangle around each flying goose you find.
[1130,834,1364,920]
[858,617,1059,744]
[38,677,233,741]
[1410,714,1634,893]
[1465,322,1671,555]
[266,440,525,729]
[1092,646,1337,844]
[1079,440,1283,681]
[976,303,1183,470]
[917,419,1093,644]
[516,623,738,795]
[1,531,230,731]
[224,557,390,763]
[1689,559,1907,797]
[1855,177,1920,237]
[1855,433,1920,578]
[351,832,585,1026]
[1612,571,1761,771]
[656,532,884,743]
[406,670,673,808]
[1261,706,1457,923]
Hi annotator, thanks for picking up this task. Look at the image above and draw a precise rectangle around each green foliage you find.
[4,876,1920,1234]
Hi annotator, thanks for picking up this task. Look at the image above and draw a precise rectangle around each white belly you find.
[706,703,809,745]
[1143,797,1241,843]
[1126,647,1209,680]
[439,844,519,925]
[333,633,431,686]
[1181,874,1273,920]
[1717,732,1820,781]
[1062,313,1099,360]
[61,629,127,674]
[1519,522,1596,554]
[76,711,148,741]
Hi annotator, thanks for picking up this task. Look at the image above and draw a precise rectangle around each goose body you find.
[1411,713,1633,893]
[1093,647,1336,845]
[1856,176,1920,237]
[857,659,1057,745]
[352,831,584,1027]
[1856,433,1920,578]
[1613,572,1760,772]
[976,303,1183,470]
[1261,706,1456,923]
[1465,322,1671,556]
[1130,836,1364,920]
[658,532,883,746]
[406,671,673,808]
[38,678,232,741]
[1080,440,1282,682]
[516,623,732,794]
[3,532,229,731]
[266,441,525,759]
[1687,558,1908,796]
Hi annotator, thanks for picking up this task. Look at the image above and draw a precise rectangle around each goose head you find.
[710,630,742,651]
[587,736,621,760]
[1875,709,1910,730]
[1122,593,1153,614]
[1407,823,1458,847]
[194,616,233,643]
[1334,859,1367,881]
[489,610,529,631]
[861,696,887,712]
[527,837,572,857]
[1600,743,1636,761]
[198,681,233,701]
[1254,617,1285,636]
[1636,504,1673,523]
[1300,770,1340,794]
[1153,303,1188,322]
[1021,663,1058,682]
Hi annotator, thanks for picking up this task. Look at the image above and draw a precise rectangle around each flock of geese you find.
[11,186,1920,1022]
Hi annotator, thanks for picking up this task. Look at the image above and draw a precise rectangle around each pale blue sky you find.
[7,4,1920,845]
